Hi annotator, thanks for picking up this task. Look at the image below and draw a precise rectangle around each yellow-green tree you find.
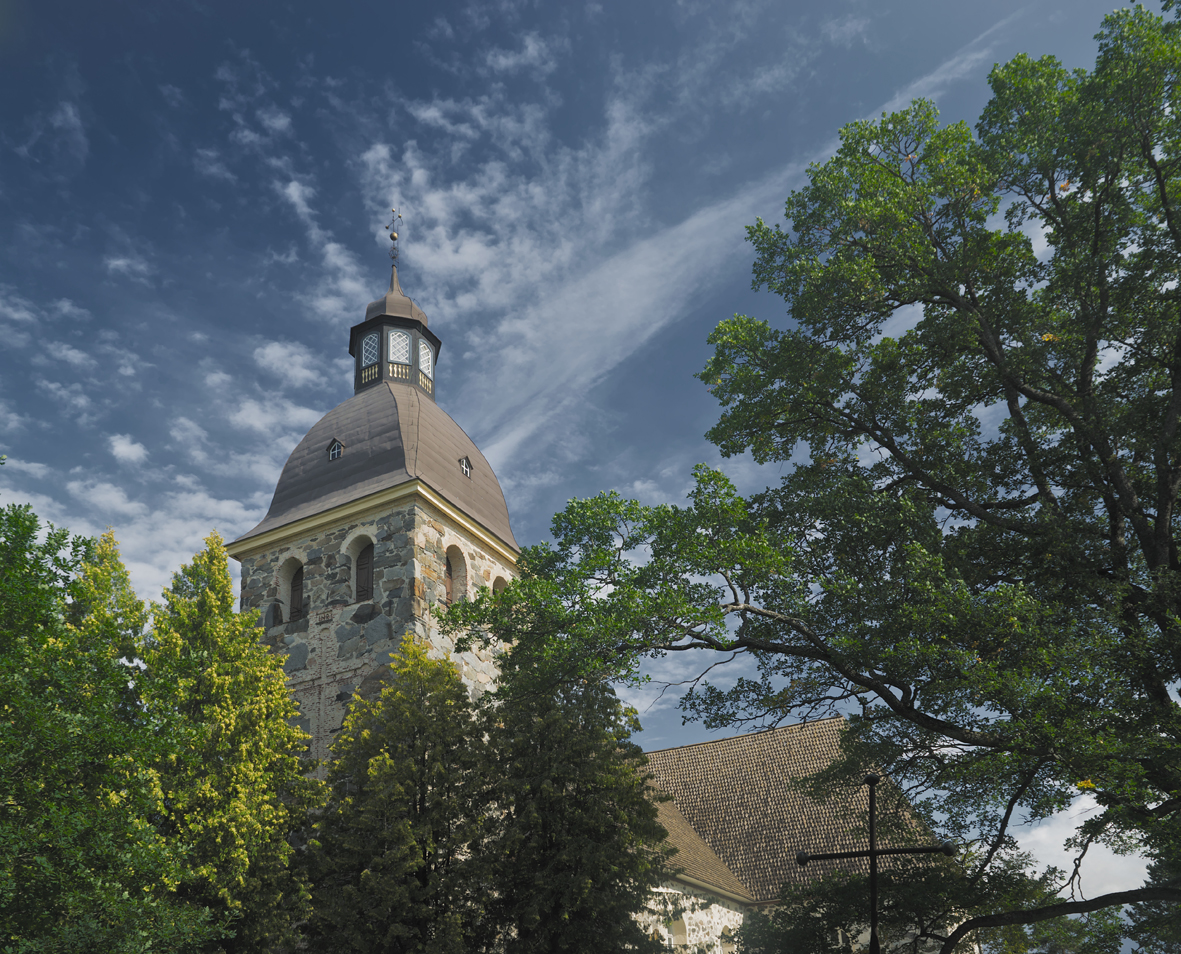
[141,532,323,953]
[0,506,223,952]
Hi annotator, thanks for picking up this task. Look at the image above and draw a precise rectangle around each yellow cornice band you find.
[226,478,519,566]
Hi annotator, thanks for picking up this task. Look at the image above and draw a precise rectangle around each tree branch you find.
[937,887,1181,954]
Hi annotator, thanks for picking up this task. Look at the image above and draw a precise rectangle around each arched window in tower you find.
[388,330,411,381]
[443,545,467,606]
[389,331,410,362]
[290,565,305,621]
[355,542,374,602]
[418,339,433,378]
[361,332,380,367]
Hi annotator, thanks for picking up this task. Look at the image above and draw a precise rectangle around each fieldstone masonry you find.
[646,884,746,953]
[237,494,514,766]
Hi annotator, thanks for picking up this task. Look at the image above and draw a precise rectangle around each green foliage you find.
[476,655,674,954]
[451,8,1181,951]
[303,635,484,953]
[1127,858,1181,952]
[141,532,323,953]
[0,507,222,952]
[739,854,1124,954]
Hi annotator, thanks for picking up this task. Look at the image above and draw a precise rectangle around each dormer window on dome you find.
[328,439,344,461]
[459,456,472,478]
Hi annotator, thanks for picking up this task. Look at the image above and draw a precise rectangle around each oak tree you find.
[451,7,1181,950]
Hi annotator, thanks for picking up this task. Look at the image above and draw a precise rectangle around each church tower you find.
[227,257,518,765]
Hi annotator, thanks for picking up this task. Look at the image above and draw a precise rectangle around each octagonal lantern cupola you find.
[349,265,441,399]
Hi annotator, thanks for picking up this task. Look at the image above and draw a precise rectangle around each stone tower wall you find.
[237,493,515,766]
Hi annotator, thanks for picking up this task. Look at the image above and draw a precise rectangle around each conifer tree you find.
[302,635,485,953]
[141,532,322,953]
[475,662,673,954]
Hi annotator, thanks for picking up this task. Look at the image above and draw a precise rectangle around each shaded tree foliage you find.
[306,629,674,954]
[449,7,1181,951]
[474,654,673,954]
[302,636,485,953]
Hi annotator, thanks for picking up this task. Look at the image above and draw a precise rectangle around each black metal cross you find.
[796,774,956,954]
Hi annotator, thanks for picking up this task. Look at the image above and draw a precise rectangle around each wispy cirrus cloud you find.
[482,32,567,77]
[194,147,237,181]
[0,286,41,324]
[103,253,154,283]
[15,100,90,177]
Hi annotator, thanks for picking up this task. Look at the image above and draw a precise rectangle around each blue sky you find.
[0,0,1153,894]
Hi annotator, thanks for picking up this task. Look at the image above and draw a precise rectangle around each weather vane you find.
[385,207,402,263]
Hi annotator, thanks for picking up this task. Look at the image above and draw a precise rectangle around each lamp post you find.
[796,774,956,954]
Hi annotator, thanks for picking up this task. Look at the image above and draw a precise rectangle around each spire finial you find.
[385,207,402,263]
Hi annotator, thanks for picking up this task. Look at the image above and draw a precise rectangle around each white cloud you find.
[36,379,93,414]
[49,102,89,165]
[168,416,287,483]
[256,105,292,134]
[252,340,324,388]
[273,179,370,325]
[53,298,91,321]
[822,15,870,47]
[0,458,50,478]
[0,476,264,601]
[65,479,150,519]
[108,433,148,464]
[194,147,237,182]
[1017,794,1149,897]
[877,10,1024,116]
[13,98,90,177]
[103,253,154,283]
[483,32,566,77]
[170,416,209,447]
[159,84,184,108]
[0,286,41,323]
[55,343,96,370]
[263,246,299,266]
[229,396,323,434]
[0,400,30,434]
[426,16,454,40]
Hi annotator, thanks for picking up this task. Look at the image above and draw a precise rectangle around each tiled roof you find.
[656,799,754,903]
[647,718,886,903]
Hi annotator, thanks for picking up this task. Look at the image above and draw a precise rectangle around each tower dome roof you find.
[365,266,429,325]
[232,381,517,551]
